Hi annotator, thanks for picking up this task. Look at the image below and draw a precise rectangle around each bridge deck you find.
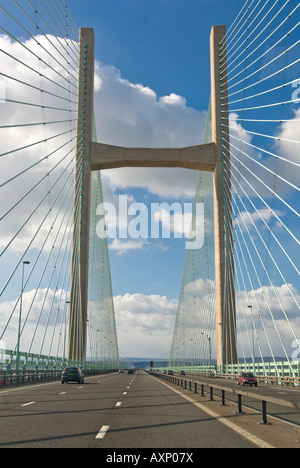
[1,371,299,448]
[0,371,255,449]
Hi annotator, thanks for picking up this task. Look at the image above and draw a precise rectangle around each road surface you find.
[0,371,258,448]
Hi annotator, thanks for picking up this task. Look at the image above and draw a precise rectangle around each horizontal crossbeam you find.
[90,142,216,172]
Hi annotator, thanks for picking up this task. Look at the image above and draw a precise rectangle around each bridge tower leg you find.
[68,28,95,363]
[210,25,238,368]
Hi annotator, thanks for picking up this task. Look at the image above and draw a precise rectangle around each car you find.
[61,367,84,384]
[162,370,167,374]
[128,369,134,374]
[119,369,125,373]
[179,371,186,376]
[237,372,258,387]
[167,370,174,376]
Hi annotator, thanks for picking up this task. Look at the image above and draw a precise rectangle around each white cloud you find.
[109,239,146,255]
[113,292,178,357]
[228,111,300,200]
[234,208,285,232]
[94,62,207,149]
[159,93,187,106]
[102,167,198,200]
[275,107,300,193]
[276,107,300,164]
[185,278,215,295]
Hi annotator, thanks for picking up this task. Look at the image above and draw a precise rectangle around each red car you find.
[237,372,258,387]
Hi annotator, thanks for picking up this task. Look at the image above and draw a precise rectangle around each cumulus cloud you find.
[276,107,300,164]
[185,278,215,295]
[113,293,178,357]
[109,239,146,255]
[94,61,207,148]
[275,106,300,192]
[234,208,286,233]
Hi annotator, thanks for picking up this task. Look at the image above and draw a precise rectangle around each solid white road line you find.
[95,425,110,440]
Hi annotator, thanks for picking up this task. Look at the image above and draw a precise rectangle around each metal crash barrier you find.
[0,369,118,387]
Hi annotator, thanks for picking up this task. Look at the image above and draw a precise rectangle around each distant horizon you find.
[117,356,295,363]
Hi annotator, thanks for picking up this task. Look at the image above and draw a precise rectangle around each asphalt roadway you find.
[0,371,260,449]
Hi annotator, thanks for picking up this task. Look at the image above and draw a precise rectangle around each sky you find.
[0,0,299,362]
[71,0,244,111]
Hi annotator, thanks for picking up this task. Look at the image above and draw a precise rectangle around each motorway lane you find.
[91,372,256,449]
[0,371,257,448]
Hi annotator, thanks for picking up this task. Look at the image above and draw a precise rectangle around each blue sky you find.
[71,0,243,111]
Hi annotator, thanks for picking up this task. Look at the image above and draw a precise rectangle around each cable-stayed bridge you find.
[0,0,299,385]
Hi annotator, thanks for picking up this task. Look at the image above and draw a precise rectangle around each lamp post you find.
[208,337,212,375]
[201,333,212,376]
[248,305,255,369]
[64,301,70,366]
[16,261,30,371]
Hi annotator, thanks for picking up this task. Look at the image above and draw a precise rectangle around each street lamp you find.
[208,337,212,375]
[248,305,255,368]
[64,301,70,365]
[16,261,30,372]
[201,333,212,375]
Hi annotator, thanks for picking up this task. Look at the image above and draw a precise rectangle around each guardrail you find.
[150,371,300,425]
[216,373,300,387]
[165,361,300,381]
[0,369,118,387]
[0,370,62,386]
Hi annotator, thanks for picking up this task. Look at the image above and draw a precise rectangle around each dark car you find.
[237,372,258,387]
[61,367,84,384]
[128,369,134,374]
